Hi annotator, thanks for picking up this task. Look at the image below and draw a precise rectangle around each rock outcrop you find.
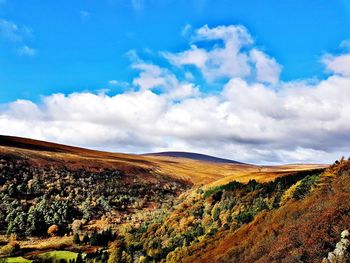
[323,230,349,263]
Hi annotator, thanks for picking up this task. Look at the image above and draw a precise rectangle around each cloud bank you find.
[1,24,350,164]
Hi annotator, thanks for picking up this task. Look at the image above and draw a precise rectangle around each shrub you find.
[47,224,59,236]
[293,174,320,200]
[71,220,82,234]
[235,210,254,225]
[82,234,90,244]
[90,228,114,246]
[0,241,20,256]
[212,207,220,221]
[73,233,81,244]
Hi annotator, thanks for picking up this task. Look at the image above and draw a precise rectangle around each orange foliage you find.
[184,167,350,263]
[47,224,60,236]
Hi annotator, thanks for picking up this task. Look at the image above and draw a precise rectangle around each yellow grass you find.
[0,137,328,187]
[20,236,72,251]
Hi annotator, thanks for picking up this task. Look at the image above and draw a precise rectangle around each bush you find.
[47,224,59,236]
[82,234,90,244]
[212,207,220,221]
[0,241,20,256]
[71,220,82,234]
[89,228,114,246]
[73,233,80,244]
[235,210,254,225]
[293,174,320,200]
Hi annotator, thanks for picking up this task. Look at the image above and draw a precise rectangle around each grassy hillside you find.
[184,161,350,263]
[106,160,348,263]
[0,135,334,263]
[108,168,329,262]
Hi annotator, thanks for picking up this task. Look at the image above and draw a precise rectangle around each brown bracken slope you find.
[0,135,327,186]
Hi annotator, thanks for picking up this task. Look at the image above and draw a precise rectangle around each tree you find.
[47,224,59,236]
[73,233,80,244]
[82,234,89,244]
[71,220,82,234]
[108,240,125,263]
[235,210,254,224]
[76,251,84,263]
[0,241,20,256]
[212,207,220,221]
[89,231,100,246]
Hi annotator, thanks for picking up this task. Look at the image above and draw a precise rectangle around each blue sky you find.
[1,0,350,102]
[1,0,350,164]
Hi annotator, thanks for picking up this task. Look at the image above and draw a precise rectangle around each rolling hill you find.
[0,135,324,186]
[143,151,245,164]
[0,135,337,263]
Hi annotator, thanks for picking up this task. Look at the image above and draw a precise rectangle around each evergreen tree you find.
[73,233,80,244]
[76,252,84,263]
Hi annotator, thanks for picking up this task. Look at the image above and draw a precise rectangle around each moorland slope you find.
[0,135,333,263]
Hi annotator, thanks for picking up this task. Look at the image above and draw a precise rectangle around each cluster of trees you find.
[73,228,115,247]
[105,168,324,262]
[0,195,76,237]
[0,155,186,237]
[292,174,320,200]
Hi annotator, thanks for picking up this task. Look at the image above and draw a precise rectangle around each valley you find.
[1,135,348,263]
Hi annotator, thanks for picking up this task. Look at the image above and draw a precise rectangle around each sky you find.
[1,0,350,164]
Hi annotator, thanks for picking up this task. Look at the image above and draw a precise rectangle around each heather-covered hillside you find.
[0,136,340,263]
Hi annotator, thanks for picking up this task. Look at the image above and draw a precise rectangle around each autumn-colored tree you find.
[47,224,59,236]
[0,241,20,256]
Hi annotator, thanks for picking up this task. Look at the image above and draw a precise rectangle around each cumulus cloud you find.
[250,49,281,84]
[163,24,281,85]
[131,53,199,99]
[1,24,350,164]
[323,53,350,77]
[164,25,254,82]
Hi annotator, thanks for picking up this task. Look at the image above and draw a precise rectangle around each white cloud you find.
[163,45,208,69]
[18,45,37,56]
[164,24,279,84]
[2,72,350,164]
[167,24,253,81]
[323,53,350,77]
[250,49,281,84]
[131,55,199,99]
[1,24,350,164]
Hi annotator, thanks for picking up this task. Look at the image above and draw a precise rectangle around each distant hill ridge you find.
[143,151,245,164]
[0,135,85,153]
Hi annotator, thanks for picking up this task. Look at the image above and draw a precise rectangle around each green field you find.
[37,250,81,262]
[3,251,82,263]
[3,257,32,263]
